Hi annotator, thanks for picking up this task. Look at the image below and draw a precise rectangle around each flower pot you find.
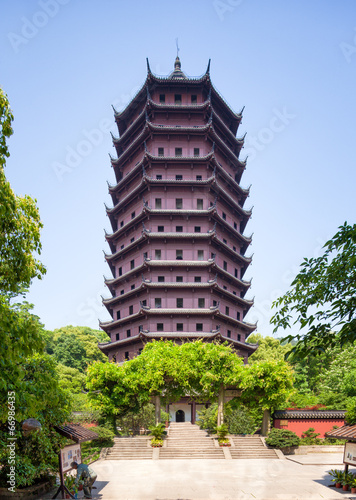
[79,484,83,491]
[351,487,356,493]
[335,482,341,488]
[342,484,349,491]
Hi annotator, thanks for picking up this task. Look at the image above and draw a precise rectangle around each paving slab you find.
[286,452,344,466]
[37,456,356,500]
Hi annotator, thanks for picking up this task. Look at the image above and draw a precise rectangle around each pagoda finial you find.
[206,59,211,75]
[176,38,180,58]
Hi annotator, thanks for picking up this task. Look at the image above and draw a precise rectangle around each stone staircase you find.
[159,422,225,459]
[106,436,153,460]
[105,425,281,460]
[230,435,280,459]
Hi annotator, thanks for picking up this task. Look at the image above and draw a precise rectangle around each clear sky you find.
[1,0,355,338]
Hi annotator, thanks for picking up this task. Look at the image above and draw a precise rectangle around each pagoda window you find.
[121,245,124,250]
[143,251,148,259]
[198,298,205,308]
[177,323,183,332]
[120,289,124,295]
[138,325,143,332]
[113,354,116,363]
[142,300,147,306]
[234,268,238,278]
[176,226,183,232]
[125,351,129,360]
[155,249,161,260]
[176,276,183,282]
[176,249,183,260]
[222,212,226,220]
[227,330,231,339]
[131,284,135,290]
[196,323,203,332]
[155,198,162,209]
[119,267,122,276]
[194,148,200,157]
[127,329,131,337]
[129,305,133,315]
[131,211,135,219]
[176,298,183,308]
[223,285,227,290]
[131,237,135,243]
[158,147,164,156]
[159,94,165,103]
[175,148,182,157]
[223,261,227,271]
[155,298,162,308]
[120,220,124,227]
[236,312,240,321]
[197,199,203,210]
[130,259,135,270]
[157,323,164,331]
[176,174,183,180]
[237,334,241,341]
[211,252,216,259]
[138,348,143,355]
[115,333,120,341]
[158,225,164,232]
[174,94,182,104]
[223,238,227,244]
[158,276,165,282]
[233,246,236,252]
[196,175,202,181]
[176,198,183,209]
[197,250,204,260]
[225,306,230,315]
[191,95,197,104]
[194,226,201,233]
[116,311,121,320]
[233,291,236,295]
[156,174,162,180]
[194,276,201,283]
[234,222,237,230]
[213,300,217,307]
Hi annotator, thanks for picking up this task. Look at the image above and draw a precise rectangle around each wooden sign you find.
[225,390,241,399]
[61,444,82,473]
[344,442,356,467]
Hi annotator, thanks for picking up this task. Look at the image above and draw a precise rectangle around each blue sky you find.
[1,0,355,338]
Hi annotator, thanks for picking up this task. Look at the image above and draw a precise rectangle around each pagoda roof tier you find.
[108,153,249,201]
[147,97,211,113]
[113,58,243,137]
[104,258,251,292]
[98,334,142,352]
[112,122,244,165]
[103,278,254,310]
[104,230,252,267]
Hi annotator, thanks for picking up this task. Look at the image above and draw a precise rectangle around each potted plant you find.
[328,469,344,488]
[342,472,354,491]
[350,474,356,494]
[216,424,231,447]
[148,423,167,447]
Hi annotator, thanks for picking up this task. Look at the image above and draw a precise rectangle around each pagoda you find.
[99,57,257,372]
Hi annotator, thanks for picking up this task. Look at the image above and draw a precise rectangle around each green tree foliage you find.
[247,333,292,363]
[46,326,108,372]
[271,222,356,358]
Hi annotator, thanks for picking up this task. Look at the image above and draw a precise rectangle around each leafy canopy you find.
[271,222,356,358]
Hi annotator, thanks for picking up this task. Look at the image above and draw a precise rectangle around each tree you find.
[247,333,292,364]
[0,87,46,391]
[271,222,356,358]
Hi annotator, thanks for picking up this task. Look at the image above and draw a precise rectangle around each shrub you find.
[300,427,320,445]
[226,406,256,435]
[346,399,356,425]
[265,428,300,448]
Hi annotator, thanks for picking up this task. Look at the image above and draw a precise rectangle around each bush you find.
[300,427,320,444]
[197,404,218,433]
[265,428,300,449]
[90,426,115,446]
[346,399,356,425]
[226,406,257,435]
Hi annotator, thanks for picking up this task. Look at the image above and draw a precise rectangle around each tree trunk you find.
[154,395,161,425]
[261,409,271,436]
[217,385,225,427]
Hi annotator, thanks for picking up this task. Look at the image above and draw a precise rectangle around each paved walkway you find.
[38,452,356,500]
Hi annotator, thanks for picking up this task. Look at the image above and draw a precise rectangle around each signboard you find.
[344,442,356,467]
[61,444,82,473]
[225,390,241,400]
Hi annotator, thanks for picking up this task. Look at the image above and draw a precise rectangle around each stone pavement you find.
[38,452,356,500]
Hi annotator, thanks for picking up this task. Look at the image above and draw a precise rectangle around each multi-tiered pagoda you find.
[99,57,257,373]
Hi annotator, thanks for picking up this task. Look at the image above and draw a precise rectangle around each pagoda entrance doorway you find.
[176,410,185,422]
